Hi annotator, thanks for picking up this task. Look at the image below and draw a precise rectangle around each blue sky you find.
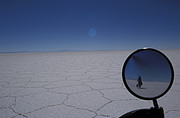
[0,0,180,52]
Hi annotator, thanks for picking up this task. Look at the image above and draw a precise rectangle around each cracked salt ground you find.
[0,51,180,118]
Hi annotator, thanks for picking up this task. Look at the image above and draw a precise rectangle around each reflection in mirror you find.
[124,50,172,98]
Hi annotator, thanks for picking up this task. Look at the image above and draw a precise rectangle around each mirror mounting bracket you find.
[119,106,164,118]
[153,99,159,109]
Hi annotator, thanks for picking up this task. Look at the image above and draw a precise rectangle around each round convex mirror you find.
[122,48,174,100]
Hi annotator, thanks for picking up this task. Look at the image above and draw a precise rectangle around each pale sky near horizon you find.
[0,0,180,52]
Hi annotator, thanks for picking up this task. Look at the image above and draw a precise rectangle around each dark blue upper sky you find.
[0,0,180,52]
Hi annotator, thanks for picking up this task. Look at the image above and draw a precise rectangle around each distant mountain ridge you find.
[0,49,118,53]
[1,49,179,54]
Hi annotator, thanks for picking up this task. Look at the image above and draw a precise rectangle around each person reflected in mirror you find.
[136,76,143,89]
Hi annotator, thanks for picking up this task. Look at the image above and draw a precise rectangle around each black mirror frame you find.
[122,48,174,100]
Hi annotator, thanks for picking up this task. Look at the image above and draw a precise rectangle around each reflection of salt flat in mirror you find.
[126,79,169,98]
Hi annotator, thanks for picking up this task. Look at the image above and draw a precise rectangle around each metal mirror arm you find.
[119,99,164,118]
[153,99,159,108]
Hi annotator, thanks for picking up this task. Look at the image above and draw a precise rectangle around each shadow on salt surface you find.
[126,80,169,98]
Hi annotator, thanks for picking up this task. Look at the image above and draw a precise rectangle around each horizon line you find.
[0,48,180,54]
